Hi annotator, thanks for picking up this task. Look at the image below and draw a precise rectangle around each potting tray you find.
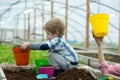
[0,64,120,80]
[0,64,35,80]
[0,67,7,80]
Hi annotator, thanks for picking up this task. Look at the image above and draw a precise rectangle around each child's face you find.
[45,30,58,40]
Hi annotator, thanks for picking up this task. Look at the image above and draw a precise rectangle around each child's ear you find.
[56,31,59,36]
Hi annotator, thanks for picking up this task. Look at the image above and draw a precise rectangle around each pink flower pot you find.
[38,66,54,78]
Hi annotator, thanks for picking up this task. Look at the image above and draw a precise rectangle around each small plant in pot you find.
[12,44,30,66]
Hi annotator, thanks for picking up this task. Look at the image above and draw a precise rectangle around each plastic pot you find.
[38,66,54,78]
[89,13,109,37]
[12,47,30,66]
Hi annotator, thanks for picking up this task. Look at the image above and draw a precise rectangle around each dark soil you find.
[3,67,95,80]
[81,53,120,63]
[54,67,95,80]
[3,68,37,80]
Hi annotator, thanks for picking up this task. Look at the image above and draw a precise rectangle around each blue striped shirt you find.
[29,36,78,63]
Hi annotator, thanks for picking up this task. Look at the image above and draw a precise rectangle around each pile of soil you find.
[55,67,95,80]
[3,69,37,80]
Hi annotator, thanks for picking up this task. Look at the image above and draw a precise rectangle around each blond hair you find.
[44,18,65,36]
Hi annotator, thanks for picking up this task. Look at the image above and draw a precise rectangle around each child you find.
[21,18,79,76]
[93,33,120,76]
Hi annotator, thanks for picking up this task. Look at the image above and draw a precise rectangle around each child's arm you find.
[21,42,49,50]
[93,33,120,76]
[93,33,106,64]
[97,39,106,64]
[98,43,120,76]
[29,42,49,50]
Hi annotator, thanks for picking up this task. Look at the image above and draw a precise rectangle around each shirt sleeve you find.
[29,42,49,50]
[99,61,120,76]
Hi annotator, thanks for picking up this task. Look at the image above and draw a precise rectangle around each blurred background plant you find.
[0,43,49,64]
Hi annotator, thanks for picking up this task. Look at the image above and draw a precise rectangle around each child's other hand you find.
[92,32,104,46]
[20,42,30,50]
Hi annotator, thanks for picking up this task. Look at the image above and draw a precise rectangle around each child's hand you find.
[20,42,30,50]
[92,32,104,46]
